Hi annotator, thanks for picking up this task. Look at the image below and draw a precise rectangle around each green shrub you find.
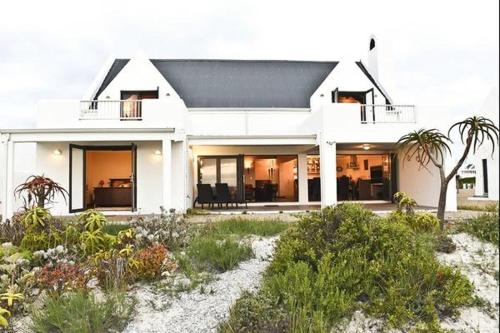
[388,211,440,233]
[102,223,131,236]
[456,212,499,245]
[208,218,289,237]
[78,209,106,232]
[30,290,134,333]
[186,236,253,272]
[222,204,474,331]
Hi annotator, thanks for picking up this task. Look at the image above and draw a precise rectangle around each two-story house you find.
[0,37,457,217]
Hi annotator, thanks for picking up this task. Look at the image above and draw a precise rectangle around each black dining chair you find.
[215,183,236,209]
[196,184,216,209]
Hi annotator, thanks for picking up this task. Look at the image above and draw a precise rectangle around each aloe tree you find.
[15,175,68,209]
[398,116,499,228]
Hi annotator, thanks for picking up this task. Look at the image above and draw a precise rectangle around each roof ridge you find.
[149,59,338,64]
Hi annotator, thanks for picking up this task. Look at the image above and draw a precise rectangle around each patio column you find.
[162,139,172,210]
[298,153,309,204]
[319,138,337,207]
[0,136,8,221]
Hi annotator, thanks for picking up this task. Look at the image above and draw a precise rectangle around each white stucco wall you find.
[398,154,457,211]
[473,87,499,201]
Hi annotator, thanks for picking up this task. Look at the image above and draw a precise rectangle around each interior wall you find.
[277,156,297,199]
[85,151,132,204]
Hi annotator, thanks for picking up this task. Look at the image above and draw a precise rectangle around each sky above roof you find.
[0,0,498,129]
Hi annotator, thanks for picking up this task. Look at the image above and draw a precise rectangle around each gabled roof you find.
[96,59,338,108]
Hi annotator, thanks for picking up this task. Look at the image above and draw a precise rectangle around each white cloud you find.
[0,0,498,128]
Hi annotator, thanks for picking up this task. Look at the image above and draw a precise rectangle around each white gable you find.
[98,55,182,101]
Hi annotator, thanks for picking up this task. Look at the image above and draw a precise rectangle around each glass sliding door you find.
[197,156,243,202]
[220,158,238,198]
[199,158,217,187]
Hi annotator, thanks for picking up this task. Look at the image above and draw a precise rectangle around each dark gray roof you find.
[95,59,338,108]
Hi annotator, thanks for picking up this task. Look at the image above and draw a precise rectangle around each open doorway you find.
[69,145,137,212]
[336,154,392,201]
[244,155,298,202]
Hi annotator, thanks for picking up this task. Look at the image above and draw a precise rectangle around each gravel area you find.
[438,233,499,333]
[123,236,278,333]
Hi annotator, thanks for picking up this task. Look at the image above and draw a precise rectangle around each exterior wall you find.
[473,87,499,201]
[475,150,499,201]
[398,154,457,211]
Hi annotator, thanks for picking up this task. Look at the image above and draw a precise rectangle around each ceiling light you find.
[53,149,62,155]
[154,150,162,156]
[362,144,371,151]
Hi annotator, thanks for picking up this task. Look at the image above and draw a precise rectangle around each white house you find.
[472,87,499,201]
[0,37,457,218]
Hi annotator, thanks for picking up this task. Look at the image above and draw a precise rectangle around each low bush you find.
[132,207,189,249]
[37,262,88,295]
[102,223,131,236]
[186,236,253,272]
[206,218,289,237]
[387,211,440,233]
[134,244,174,281]
[30,290,134,333]
[221,203,474,332]
[456,212,499,245]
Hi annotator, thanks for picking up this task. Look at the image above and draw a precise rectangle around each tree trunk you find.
[436,167,449,230]
[437,182,449,229]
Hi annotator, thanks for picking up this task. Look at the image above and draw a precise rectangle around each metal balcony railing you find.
[360,105,416,124]
[80,100,142,120]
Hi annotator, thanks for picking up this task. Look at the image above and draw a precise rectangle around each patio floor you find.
[197,202,436,214]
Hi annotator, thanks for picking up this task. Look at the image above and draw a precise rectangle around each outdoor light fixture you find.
[362,144,371,150]
[154,150,162,156]
[53,149,62,155]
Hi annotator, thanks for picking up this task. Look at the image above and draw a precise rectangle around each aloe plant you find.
[0,291,24,307]
[0,307,10,328]
[78,209,106,232]
[15,175,68,208]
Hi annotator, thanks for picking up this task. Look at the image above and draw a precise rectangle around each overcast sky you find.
[0,0,498,129]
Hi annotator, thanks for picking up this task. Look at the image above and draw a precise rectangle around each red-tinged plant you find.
[15,175,69,209]
[134,244,175,280]
[37,263,88,294]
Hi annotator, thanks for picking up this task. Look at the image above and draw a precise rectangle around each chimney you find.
[367,35,379,80]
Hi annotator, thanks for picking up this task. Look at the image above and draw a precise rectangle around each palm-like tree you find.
[398,116,499,228]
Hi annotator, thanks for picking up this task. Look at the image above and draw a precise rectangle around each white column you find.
[0,136,8,221]
[162,138,172,210]
[5,140,15,220]
[319,139,337,207]
[298,153,309,204]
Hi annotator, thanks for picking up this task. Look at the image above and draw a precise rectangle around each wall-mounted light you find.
[53,149,62,156]
[154,150,162,156]
[362,144,371,151]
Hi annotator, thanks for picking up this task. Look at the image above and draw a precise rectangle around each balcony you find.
[313,103,419,143]
[80,100,143,120]
[36,99,186,129]
[360,104,416,124]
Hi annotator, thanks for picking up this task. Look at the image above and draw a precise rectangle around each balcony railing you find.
[80,100,142,120]
[360,105,416,124]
